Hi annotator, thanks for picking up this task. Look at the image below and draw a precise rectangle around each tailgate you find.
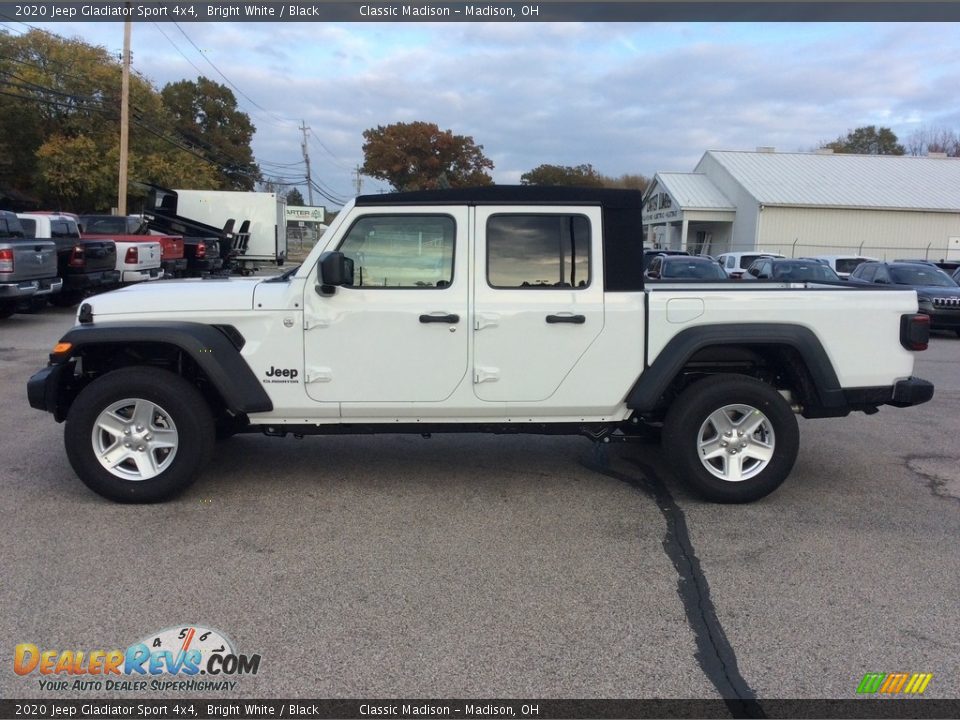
[116,241,161,269]
[78,240,117,272]
[157,236,184,260]
[1,240,58,282]
[135,242,162,269]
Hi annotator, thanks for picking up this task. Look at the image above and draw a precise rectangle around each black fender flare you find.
[626,323,844,412]
[54,322,273,414]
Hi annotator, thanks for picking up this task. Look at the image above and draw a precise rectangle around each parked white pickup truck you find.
[28,187,933,503]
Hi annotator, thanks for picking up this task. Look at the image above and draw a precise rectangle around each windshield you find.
[772,262,840,282]
[82,217,129,234]
[890,266,958,287]
[739,254,776,268]
[835,258,869,274]
[662,259,727,279]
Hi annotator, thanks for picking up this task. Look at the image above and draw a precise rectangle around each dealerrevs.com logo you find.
[14,625,261,692]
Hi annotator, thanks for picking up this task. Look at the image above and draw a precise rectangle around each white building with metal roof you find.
[642,149,960,261]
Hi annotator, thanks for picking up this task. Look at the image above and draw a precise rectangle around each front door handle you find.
[420,313,460,324]
[546,314,586,324]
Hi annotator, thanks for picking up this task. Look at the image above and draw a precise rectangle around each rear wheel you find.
[65,367,214,502]
[0,300,15,319]
[662,374,799,503]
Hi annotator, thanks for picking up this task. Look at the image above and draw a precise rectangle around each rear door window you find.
[487,214,591,289]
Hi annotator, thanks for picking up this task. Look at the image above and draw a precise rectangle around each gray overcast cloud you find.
[25,20,960,204]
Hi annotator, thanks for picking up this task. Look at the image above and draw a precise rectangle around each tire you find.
[662,374,799,503]
[64,367,214,503]
[955,329,960,339]
[0,300,15,319]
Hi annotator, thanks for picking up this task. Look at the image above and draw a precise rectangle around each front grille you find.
[932,297,960,307]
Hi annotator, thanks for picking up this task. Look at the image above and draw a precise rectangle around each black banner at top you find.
[0,2,959,23]
[2,699,960,720]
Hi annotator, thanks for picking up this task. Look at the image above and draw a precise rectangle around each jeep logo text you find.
[265,366,298,379]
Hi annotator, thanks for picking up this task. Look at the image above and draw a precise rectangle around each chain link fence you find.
[744,241,959,262]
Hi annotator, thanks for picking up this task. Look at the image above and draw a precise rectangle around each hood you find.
[82,277,261,317]
[910,284,960,300]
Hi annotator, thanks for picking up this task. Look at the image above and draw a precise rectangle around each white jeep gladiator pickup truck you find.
[27,187,934,503]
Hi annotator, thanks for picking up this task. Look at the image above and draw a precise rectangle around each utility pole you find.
[300,120,314,206]
[354,164,363,195]
[117,14,131,215]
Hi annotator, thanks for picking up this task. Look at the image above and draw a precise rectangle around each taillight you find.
[68,244,86,268]
[0,248,12,273]
[125,246,138,264]
[196,242,206,259]
[900,313,930,351]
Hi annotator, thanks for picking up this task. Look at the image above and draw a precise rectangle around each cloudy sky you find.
[16,19,960,206]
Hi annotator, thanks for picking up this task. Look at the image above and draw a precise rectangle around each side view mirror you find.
[317,251,354,295]
[874,277,887,284]
[758,272,770,279]
[646,271,660,279]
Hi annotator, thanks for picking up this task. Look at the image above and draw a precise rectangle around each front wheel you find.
[662,374,799,503]
[65,367,214,502]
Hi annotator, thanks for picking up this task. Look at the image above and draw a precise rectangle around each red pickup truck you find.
[79,215,187,278]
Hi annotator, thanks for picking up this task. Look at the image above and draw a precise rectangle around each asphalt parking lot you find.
[1,306,958,703]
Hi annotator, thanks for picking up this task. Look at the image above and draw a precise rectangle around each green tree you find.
[361,121,494,191]
[520,163,604,187]
[286,187,305,205]
[600,173,651,193]
[0,30,224,210]
[161,77,260,190]
[823,126,905,155]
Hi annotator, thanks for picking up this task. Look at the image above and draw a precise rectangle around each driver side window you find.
[336,215,456,289]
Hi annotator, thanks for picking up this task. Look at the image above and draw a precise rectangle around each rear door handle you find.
[420,313,460,324]
[546,314,586,324]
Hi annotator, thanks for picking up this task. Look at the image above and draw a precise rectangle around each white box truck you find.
[173,189,287,274]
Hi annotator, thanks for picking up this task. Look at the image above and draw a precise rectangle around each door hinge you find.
[305,367,333,383]
[304,318,330,331]
[474,313,500,331]
[474,367,500,384]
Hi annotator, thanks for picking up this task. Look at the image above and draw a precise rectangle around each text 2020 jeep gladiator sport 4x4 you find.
[27,187,934,503]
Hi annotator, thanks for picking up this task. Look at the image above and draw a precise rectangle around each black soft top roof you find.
[355,186,644,291]
[356,185,643,208]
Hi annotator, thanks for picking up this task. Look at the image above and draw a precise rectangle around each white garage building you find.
[642,149,960,261]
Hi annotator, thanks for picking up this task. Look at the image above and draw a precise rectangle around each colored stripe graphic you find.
[905,673,933,694]
[857,672,932,694]
[880,672,909,693]
[857,673,886,694]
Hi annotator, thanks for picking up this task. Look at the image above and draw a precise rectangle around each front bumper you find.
[28,361,73,420]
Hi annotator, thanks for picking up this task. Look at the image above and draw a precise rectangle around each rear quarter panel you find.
[646,285,918,388]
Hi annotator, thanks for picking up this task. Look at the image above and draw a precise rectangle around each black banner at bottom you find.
[2,699,959,720]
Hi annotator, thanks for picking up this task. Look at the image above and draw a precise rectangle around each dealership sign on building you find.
[286,206,326,224]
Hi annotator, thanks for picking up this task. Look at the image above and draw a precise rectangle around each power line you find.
[172,22,297,129]
[308,133,353,173]
[151,22,206,79]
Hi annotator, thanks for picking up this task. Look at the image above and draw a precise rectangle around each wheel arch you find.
[46,322,272,420]
[626,323,845,417]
